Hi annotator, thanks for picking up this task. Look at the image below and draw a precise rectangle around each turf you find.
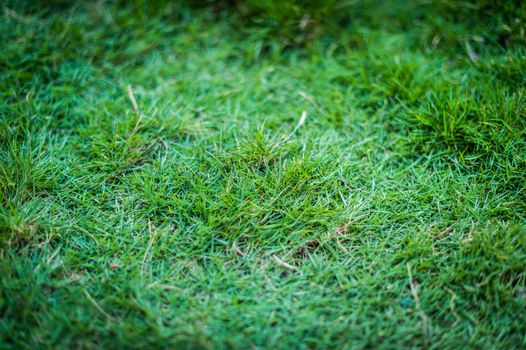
[1,1,525,349]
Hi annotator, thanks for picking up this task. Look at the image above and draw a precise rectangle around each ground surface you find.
[1,2,525,349]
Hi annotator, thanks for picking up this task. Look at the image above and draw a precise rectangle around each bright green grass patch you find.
[1,1,525,349]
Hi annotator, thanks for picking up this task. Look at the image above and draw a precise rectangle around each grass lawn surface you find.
[1,1,525,348]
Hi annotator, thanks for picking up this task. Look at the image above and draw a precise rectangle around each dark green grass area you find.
[1,1,525,348]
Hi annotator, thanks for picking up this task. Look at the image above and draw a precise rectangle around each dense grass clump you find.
[1,0,525,349]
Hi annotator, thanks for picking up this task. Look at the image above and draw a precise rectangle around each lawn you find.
[1,1,525,348]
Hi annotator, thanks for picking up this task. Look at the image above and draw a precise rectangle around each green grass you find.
[1,1,525,348]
